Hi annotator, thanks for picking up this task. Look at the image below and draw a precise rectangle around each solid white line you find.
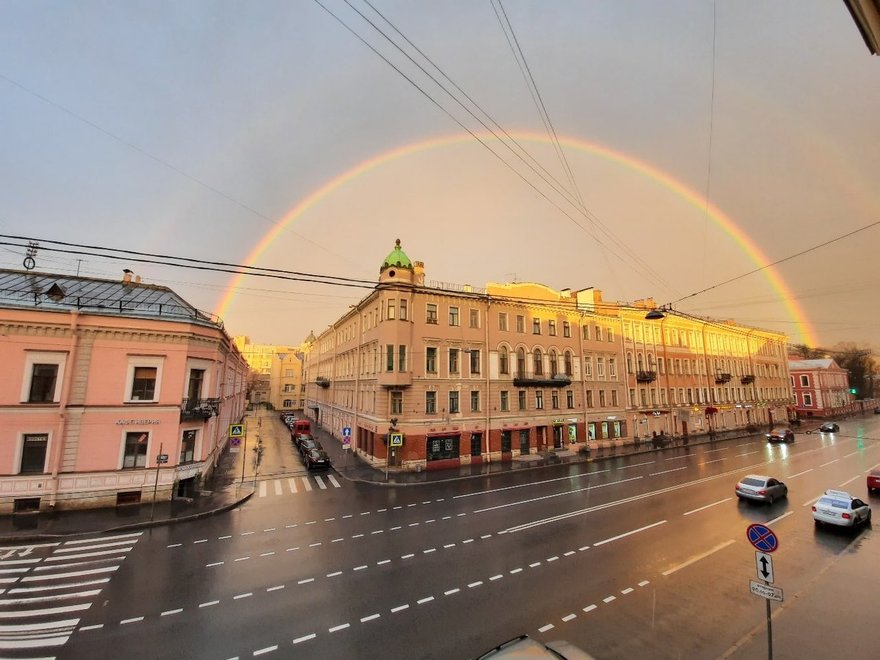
[417,596,434,604]
[8,578,109,594]
[0,589,102,605]
[603,595,616,603]
[683,498,732,516]
[562,614,576,622]
[662,539,735,576]
[55,540,135,553]
[120,616,144,625]
[360,614,380,623]
[0,618,78,632]
[444,588,460,595]
[650,466,687,476]
[0,603,91,618]
[288,478,297,493]
[788,468,813,478]
[328,474,341,488]
[254,645,277,655]
[839,475,860,487]
[63,532,141,545]
[315,476,327,490]
[538,624,554,633]
[391,605,409,613]
[20,566,117,582]
[44,549,130,562]
[161,608,183,616]
[594,521,667,546]
[820,459,839,468]
[474,476,644,513]
[293,633,316,644]
[767,511,794,525]
[329,623,350,633]
[583,604,597,613]
[258,482,267,498]
[274,480,283,496]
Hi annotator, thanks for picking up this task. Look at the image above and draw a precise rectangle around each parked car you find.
[303,448,331,470]
[476,635,595,660]
[299,438,324,456]
[292,433,313,449]
[812,490,871,528]
[867,468,880,493]
[735,474,788,504]
[766,427,795,443]
[818,422,839,433]
[874,407,880,415]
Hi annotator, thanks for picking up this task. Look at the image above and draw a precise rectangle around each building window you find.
[469,349,481,375]
[611,390,618,406]
[517,349,526,378]
[27,364,59,403]
[518,390,527,410]
[470,390,480,412]
[549,350,558,377]
[469,309,480,329]
[386,345,394,372]
[800,375,809,387]
[535,390,544,409]
[449,391,460,414]
[609,358,617,378]
[130,367,158,401]
[607,328,614,342]
[551,390,559,409]
[284,369,294,377]
[499,313,508,331]
[500,390,509,411]
[426,347,437,374]
[563,321,571,338]
[595,326,603,341]
[582,325,590,341]
[566,390,574,408]
[548,320,556,336]
[283,399,293,408]
[425,391,437,414]
[516,315,525,333]
[449,306,460,326]
[629,388,636,406]
[391,391,403,415]
[387,301,396,320]
[398,346,407,372]
[564,351,573,376]
[600,390,607,407]
[586,390,594,407]
[398,299,408,321]
[20,434,48,474]
[180,430,197,464]
[499,348,509,375]
[584,357,593,379]
[186,368,205,402]
[427,303,438,324]
[533,318,541,335]
[597,357,605,378]
[471,433,482,457]
[449,349,459,374]
[533,349,543,375]
[803,392,813,407]
[122,432,149,469]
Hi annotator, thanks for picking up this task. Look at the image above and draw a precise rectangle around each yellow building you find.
[233,336,309,410]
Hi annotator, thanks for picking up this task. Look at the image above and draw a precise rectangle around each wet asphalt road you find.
[3,415,880,660]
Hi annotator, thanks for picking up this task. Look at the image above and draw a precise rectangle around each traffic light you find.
[850,387,858,395]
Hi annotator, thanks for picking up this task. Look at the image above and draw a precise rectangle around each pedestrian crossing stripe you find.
[256,476,342,497]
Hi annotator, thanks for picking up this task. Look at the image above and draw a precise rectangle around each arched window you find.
[549,350,558,377]
[564,350,573,376]
[533,349,544,376]
[637,353,645,371]
[499,346,509,375]
[517,348,526,378]
[647,353,656,370]
[626,352,634,374]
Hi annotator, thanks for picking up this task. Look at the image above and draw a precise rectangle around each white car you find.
[812,490,871,528]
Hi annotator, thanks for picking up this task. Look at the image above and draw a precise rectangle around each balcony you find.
[636,370,657,383]
[741,374,755,384]
[180,398,220,421]
[715,372,732,384]
[315,377,331,389]
[377,372,413,388]
[513,374,572,388]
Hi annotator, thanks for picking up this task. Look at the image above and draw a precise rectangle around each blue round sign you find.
[746,523,779,553]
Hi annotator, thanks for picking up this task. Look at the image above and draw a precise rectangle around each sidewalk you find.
[0,411,846,541]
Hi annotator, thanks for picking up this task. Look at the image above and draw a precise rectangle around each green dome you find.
[381,239,413,270]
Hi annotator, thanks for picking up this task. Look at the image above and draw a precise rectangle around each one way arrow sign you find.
[755,551,774,584]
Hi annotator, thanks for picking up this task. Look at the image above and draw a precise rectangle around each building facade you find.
[303,241,792,471]
[233,336,308,411]
[789,358,853,418]
[0,269,249,512]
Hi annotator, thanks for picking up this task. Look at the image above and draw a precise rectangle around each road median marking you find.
[661,539,735,576]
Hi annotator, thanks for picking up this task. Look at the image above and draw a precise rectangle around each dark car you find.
[766,427,795,443]
[292,433,313,448]
[299,438,324,456]
[818,422,839,433]
[304,448,331,470]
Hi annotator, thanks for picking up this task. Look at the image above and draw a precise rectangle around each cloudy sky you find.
[1,1,878,349]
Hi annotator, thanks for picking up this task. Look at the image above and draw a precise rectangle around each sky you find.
[1,0,878,350]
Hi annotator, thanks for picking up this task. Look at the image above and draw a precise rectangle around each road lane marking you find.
[120,616,144,625]
[390,526,402,531]
[254,645,278,655]
[453,469,612,499]
[219,535,233,539]
[583,605,597,613]
[259,482,267,498]
[510,568,523,574]
[665,455,690,461]
[293,634,316,644]
[352,534,364,539]
[683,498,732,516]
[331,539,344,544]
[56,540,135,553]
[594,521,667,546]
[538,624,554,633]
[621,587,634,595]
[391,605,409,613]
[579,546,590,551]
[638,580,650,587]
[199,601,219,608]
[260,552,275,557]
[234,557,250,562]
[315,476,327,490]
[44,549,130,562]
[661,539,735,576]
[242,531,255,535]
[788,469,813,478]
[267,586,284,592]
[167,543,182,549]
[474,476,644,513]
[650,467,687,476]
[529,562,541,568]
[700,459,724,465]
[462,539,473,544]
[480,534,492,539]
[444,588,460,595]
[839,475,860,487]
[417,596,434,604]
[490,575,503,581]
[353,565,367,571]
[301,478,312,492]
[603,596,616,603]
[844,451,859,458]
[8,578,109,594]
[767,511,793,525]
[80,624,104,631]
[377,560,391,565]
[288,478,297,493]
[0,603,91,618]
[309,543,321,548]
[547,556,559,562]
[64,532,141,545]
[360,614,380,623]
[234,593,253,600]
[0,589,102,606]
[703,448,728,454]
[298,578,314,584]
[274,480,283,496]
[564,551,575,557]
[423,549,435,554]
[327,572,342,578]
[820,459,839,468]
[802,495,822,507]
[401,554,414,559]
[161,608,183,615]
[443,544,455,549]
[468,581,483,588]
[21,567,118,582]
[562,614,576,622]
[329,623,350,633]
[328,475,341,487]
[737,451,762,457]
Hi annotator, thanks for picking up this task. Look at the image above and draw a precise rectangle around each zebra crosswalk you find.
[0,531,140,657]
[257,473,342,498]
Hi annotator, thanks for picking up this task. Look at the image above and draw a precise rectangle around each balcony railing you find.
[636,370,657,383]
[741,374,755,384]
[715,372,732,384]
[180,398,220,421]
[513,374,572,388]
[315,377,331,389]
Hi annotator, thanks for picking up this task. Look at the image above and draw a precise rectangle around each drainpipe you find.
[484,297,491,462]
[49,310,81,507]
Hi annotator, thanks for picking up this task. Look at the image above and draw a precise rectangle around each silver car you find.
[735,474,788,504]
[812,490,871,528]
[766,427,794,443]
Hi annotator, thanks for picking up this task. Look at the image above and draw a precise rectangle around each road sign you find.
[342,437,351,450]
[755,551,774,583]
[230,437,241,447]
[390,432,403,447]
[343,426,352,437]
[746,523,779,553]
[749,580,783,602]
[228,424,245,438]
[156,454,169,464]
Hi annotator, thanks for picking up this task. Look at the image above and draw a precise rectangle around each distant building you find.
[233,337,308,411]
[789,358,854,418]
[303,240,792,471]
[0,269,249,512]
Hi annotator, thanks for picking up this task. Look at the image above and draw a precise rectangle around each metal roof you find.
[0,269,222,328]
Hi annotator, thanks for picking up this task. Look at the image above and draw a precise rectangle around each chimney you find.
[122,269,133,285]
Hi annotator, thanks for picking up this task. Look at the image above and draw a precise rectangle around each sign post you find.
[746,524,781,659]
[229,423,247,486]
[149,443,167,522]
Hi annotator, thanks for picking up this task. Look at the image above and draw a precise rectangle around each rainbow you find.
[215,132,818,346]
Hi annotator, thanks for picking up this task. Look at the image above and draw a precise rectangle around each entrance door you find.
[552,425,563,448]
[519,429,530,454]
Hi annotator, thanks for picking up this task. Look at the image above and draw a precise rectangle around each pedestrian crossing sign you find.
[390,432,403,447]
[228,424,245,438]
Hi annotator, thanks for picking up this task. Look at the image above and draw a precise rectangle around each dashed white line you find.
[562,613,576,622]
[353,565,368,572]
[241,531,255,536]
[207,562,224,568]
[327,571,342,578]
[219,535,233,540]
[662,540,735,576]
[298,578,314,585]
[234,593,253,600]
[788,468,813,479]
[583,604,597,613]
[293,634,316,644]
[361,614,380,623]
[547,556,559,562]
[80,624,104,631]
[352,534,364,539]
[401,554,414,560]
[480,534,492,539]
[844,451,859,459]
[462,539,474,544]
[529,562,541,568]
[377,508,387,512]
[700,459,724,465]
[684,498,732,516]
[167,543,181,549]
[839,475,860,487]
[638,580,651,587]
[199,600,219,608]
[767,511,794,526]
[443,544,455,549]
[594,520,667,546]
[377,559,391,565]
[264,527,276,532]
[621,587,634,595]
[489,575,503,581]
[468,581,483,588]
[120,616,144,625]
[331,539,344,544]
[538,624,555,633]
[254,645,277,655]
[603,596,616,603]
[417,596,434,604]
[578,546,590,552]
[444,588,460,596]
[234,557,250,562]
[390,527,402,531]
[329,623,350,633]
[260,552,275,557]
[564,551,575,557]
[510,568,523,574]
[267,586,285,592]
[161,608,183,616]
[391,604,409,613]
[423,548,436,554]
[820,459,839,468]
[803,495,822,507]
[650,466,687,476]
[371,530,384,535]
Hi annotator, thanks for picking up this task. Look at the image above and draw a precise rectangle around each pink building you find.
[788,358,853,419]
[0,269,250,513]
